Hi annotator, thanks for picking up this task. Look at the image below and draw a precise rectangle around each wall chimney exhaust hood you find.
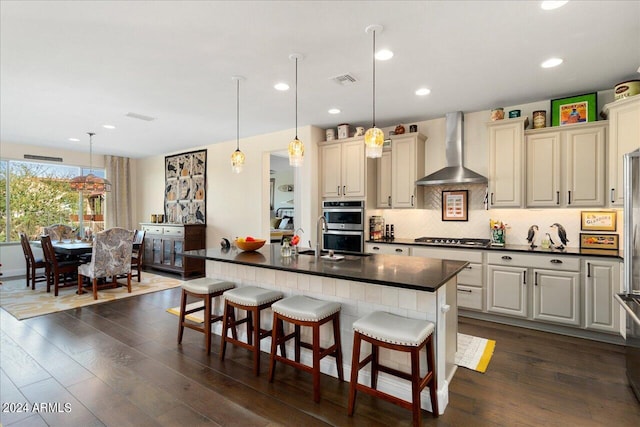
[416,111,487,186]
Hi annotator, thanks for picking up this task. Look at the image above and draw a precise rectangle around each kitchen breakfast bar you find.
[185,244,468,414]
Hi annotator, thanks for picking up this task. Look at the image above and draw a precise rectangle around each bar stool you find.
[348,311,438,426]
[268,295,344,403]
[220,286,283,375]
[177,277,235,354]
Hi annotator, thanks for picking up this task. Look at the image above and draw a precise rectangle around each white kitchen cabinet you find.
[412,246,484,311]
[365,242,409,256]
[320,138,366,199]
[525,123,606,208]
[584,259,621,333]
[376,150,392,208]
[604,96,640,206]
[532,269,580,326]
[391,133,426,208]
[487,264,528,318]
[487,117,527,208]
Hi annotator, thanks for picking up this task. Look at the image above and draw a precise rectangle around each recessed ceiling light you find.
[375,49,394,61]
[102,124,116,129]
[274,82,289,91]
[541,1,569,11]
[541,57,563,68]
[328,108,341,114]
[415,88,431,96]
[68,138,80,142]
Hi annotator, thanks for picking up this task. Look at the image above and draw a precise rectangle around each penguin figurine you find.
[549,223,569,250]
[526,225,539,248]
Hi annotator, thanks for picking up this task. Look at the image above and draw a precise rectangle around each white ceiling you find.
[1,1,639,159]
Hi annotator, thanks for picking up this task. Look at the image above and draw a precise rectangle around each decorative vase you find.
[491,229,505,246]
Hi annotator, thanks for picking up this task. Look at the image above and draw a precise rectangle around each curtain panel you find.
[105,155,132,230]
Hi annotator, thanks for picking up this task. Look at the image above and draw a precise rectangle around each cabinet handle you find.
[534,272,538,286]
[343,185,346,195]
[458,289,473,293]
[411,195,414,206]
[587,262,591,278]
[611,188,615,203]
[550,259,563,264]
[372,246,380,250]
[501,255,512,261]
[567,190,572,205]
[388,196,391,207]
[337,186,341,196]
[491,192,494,205]
[465,265,473,270]
[395,248,403,253]
[523,271,527,285]
[556,191,560,205]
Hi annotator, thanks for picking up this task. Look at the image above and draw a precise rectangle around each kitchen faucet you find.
[315,215,327,258]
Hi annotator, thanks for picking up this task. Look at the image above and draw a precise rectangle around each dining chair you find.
[78,227,135,300]
[131,229,145,282]
[40,234,82,296]
[44,224,74,241]
[19,232,47,290]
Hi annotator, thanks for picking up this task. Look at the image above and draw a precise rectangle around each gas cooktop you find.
[414,237,491,248]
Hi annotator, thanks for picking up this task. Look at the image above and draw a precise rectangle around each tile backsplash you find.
[368,186,623,248]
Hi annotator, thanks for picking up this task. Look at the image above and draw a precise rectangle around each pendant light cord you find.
[372,29,376,127]
[295,57,298,139]
[236,79,240,150]
[87,132,95,174]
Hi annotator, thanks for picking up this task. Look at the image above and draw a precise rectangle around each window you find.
[0,159,106,242]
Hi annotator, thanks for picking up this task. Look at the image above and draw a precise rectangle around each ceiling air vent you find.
[331,73,357,85]
[24,154,63,162]
[126,112,155,121]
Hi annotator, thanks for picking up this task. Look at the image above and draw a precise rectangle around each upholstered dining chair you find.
[131,229,145,282]
[44,224,74,241]
[40,234,82,296]
[78,227,135,300]
[19,232,47,290]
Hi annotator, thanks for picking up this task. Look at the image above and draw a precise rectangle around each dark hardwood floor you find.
[1,286,639,426]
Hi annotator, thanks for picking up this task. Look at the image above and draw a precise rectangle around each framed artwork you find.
[442,190,468,221]
[580,233,619,250]
[580,211,616,231]
[550,92,597,126]
[165,149,207,224]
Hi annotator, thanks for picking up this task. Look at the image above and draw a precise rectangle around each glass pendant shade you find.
[231,148,245,173]
[364,127,384,158]
[288,137,304,167]
[69,132,112,193]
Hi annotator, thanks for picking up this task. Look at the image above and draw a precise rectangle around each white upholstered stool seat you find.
[177,278,236,355]
[348,311,438,426]
[271,295,341,322]
[220,286,284,376]
[268,295,344,402]
[353,311,435,347]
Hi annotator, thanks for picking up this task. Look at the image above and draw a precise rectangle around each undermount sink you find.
[297,249,370,257]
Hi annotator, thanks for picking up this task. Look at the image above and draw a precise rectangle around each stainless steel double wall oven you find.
[322,200,365,253]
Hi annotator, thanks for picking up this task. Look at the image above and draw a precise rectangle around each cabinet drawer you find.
[365,243,410,256]
[142,225,163,234]
[458,285,483,311]
[487,252,579,271]
[411,246,483,263]
[457,263,483,286]
[163,226,184,237]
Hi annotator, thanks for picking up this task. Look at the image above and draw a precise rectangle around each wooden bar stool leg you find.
[427,336,439,417]
[332,314,344,381]
[268,313,281,382]
[411,347,422,426]
[178,289,187,343]
[294,324,301,362]
[253,307,261,376]
[204,294,213,354]
[220,301,231,360]
[371,344,379,389]
[312,323,321,403]
[348,331,362,416]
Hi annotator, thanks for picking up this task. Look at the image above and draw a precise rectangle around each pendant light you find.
[364,24,384,159]
[288,53,304,167]
[230,75,246,173]
[69,132,112,193]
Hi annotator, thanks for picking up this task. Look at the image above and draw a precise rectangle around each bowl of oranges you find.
[235,236,266,251]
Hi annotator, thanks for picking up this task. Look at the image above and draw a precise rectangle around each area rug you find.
[167,301,205,323]
[455,333,496,373]
[0,272,183,320]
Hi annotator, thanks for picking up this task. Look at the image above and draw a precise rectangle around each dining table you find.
[34,239,94,256]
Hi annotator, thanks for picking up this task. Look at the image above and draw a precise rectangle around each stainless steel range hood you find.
[416,111,487,186]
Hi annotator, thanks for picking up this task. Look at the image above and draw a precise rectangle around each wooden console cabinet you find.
[140,223,205,278]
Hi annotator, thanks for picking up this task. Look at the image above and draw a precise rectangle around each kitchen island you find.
[185,244,468,415]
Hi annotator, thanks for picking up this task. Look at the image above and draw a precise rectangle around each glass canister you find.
[533,110,546,129]
[281,240,292,257]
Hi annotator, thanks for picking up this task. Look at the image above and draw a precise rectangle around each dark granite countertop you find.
[367,238,623,260]
[184,244,468,292]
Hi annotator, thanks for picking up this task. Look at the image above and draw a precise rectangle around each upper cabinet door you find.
[564,124,606,207]
[341,139,366,198]
[606,96,640,206]
[376,150,392,208]
[526,131,561,207]
[391,134,419,208]
[320,143,342,198]
[488,118,526,208]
